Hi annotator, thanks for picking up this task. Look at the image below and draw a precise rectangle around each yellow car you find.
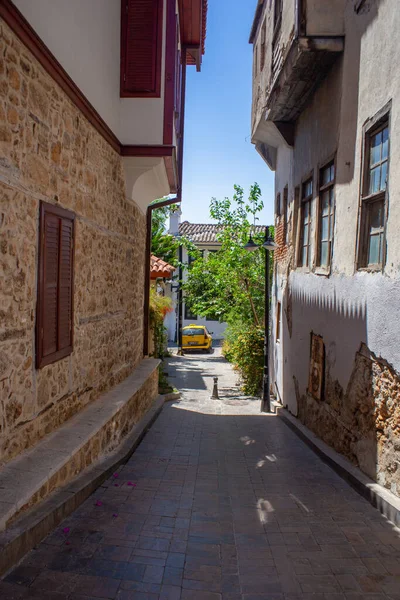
[182,325,213,353]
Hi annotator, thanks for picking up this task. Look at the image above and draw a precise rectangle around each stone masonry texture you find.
[1,350,400,599]
[0,20,149,463]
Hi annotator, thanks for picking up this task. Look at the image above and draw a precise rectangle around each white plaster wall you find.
[286,271,400,415]
[274,0,400,415]
[14,0,165,144]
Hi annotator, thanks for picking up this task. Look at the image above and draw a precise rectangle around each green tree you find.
[150,202,180,266]
[183,184,274,395]
[183,184,271,326]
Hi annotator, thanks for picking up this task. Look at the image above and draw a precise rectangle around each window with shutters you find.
[36,202,75,368]
[120,0,163,98]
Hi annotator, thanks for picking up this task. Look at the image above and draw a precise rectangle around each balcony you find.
[250,0,345,166]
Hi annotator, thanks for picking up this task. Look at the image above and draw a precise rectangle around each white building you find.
[250,0,400,497]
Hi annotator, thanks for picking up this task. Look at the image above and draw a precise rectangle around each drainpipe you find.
[176,50,187,355]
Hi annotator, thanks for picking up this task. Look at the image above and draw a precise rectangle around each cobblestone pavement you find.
[2,349,400,599]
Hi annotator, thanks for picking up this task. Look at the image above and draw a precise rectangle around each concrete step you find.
[0,357,159,531]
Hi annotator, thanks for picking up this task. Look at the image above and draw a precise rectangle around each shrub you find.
[223,323,264,395]
[149,287,173,359]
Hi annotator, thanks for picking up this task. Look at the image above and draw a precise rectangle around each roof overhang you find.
[178,0,208,71]
[150,255,176,280]
[249,0,266,44]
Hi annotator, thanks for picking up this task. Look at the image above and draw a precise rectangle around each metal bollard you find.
[211,377,219,399]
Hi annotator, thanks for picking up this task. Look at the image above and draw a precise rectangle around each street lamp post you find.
[261,227,277,412]
[244,226,276,413]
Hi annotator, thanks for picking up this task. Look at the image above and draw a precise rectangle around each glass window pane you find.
[322,164,334,185]
[382,126,389,160]
[369,200,384,230]
[302,244,307,266]
[321,191,330,215]
[368,234,380,265]
[320,241,329,266]
[329,188,334,210]
[321,216,329,241]
[329,213,334,239]
[369,166,381,194]
[303,223,309,245]
[370,131,382,166]
[381,160,388,191]
[303,202,309,220]
[303,179,312,198]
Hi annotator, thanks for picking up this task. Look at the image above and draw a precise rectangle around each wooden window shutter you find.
[36,202,75,368]
[121,0,163,97]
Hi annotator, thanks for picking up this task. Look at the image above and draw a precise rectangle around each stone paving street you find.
[1,349,400,599]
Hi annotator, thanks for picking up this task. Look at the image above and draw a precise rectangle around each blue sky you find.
[181,0,274,226]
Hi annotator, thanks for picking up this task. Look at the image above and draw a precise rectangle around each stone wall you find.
[0,20,148,463]
[296,342,400,497]
[11,365,159,523]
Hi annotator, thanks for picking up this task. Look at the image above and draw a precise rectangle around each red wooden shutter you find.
[42,212,59,357]
[121,0,163,97]
[37,202,74,368]
[58,218,74,350]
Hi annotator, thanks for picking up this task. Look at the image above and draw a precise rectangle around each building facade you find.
[250,0,400,497]
[0,0,207,520]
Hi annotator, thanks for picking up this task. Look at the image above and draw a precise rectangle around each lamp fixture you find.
[244,235,258,252]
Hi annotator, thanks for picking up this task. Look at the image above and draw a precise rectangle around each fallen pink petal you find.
[65,541,71,545]
[114,483,119,487]
[95,500,103,507]
[113,473,119,478]
[112,513,118,518]
[62,527,70,534]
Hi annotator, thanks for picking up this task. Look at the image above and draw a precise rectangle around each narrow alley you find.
[2,350,400,600]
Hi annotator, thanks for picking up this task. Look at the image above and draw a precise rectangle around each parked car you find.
[182,325,213,353]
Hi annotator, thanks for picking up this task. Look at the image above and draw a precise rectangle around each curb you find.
[0,395,165,577]
[163,392,181,402]
[277,407,400,527]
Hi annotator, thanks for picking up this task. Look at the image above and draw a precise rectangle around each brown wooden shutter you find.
[37,202,75,368]
[121,0,163,97]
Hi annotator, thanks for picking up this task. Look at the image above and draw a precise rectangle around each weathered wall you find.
[251,0,295,137]
[0,20,148,463]
[267,0,400,496]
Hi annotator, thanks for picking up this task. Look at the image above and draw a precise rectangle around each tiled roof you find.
[179,221,267,244]
[150,255,176,279]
